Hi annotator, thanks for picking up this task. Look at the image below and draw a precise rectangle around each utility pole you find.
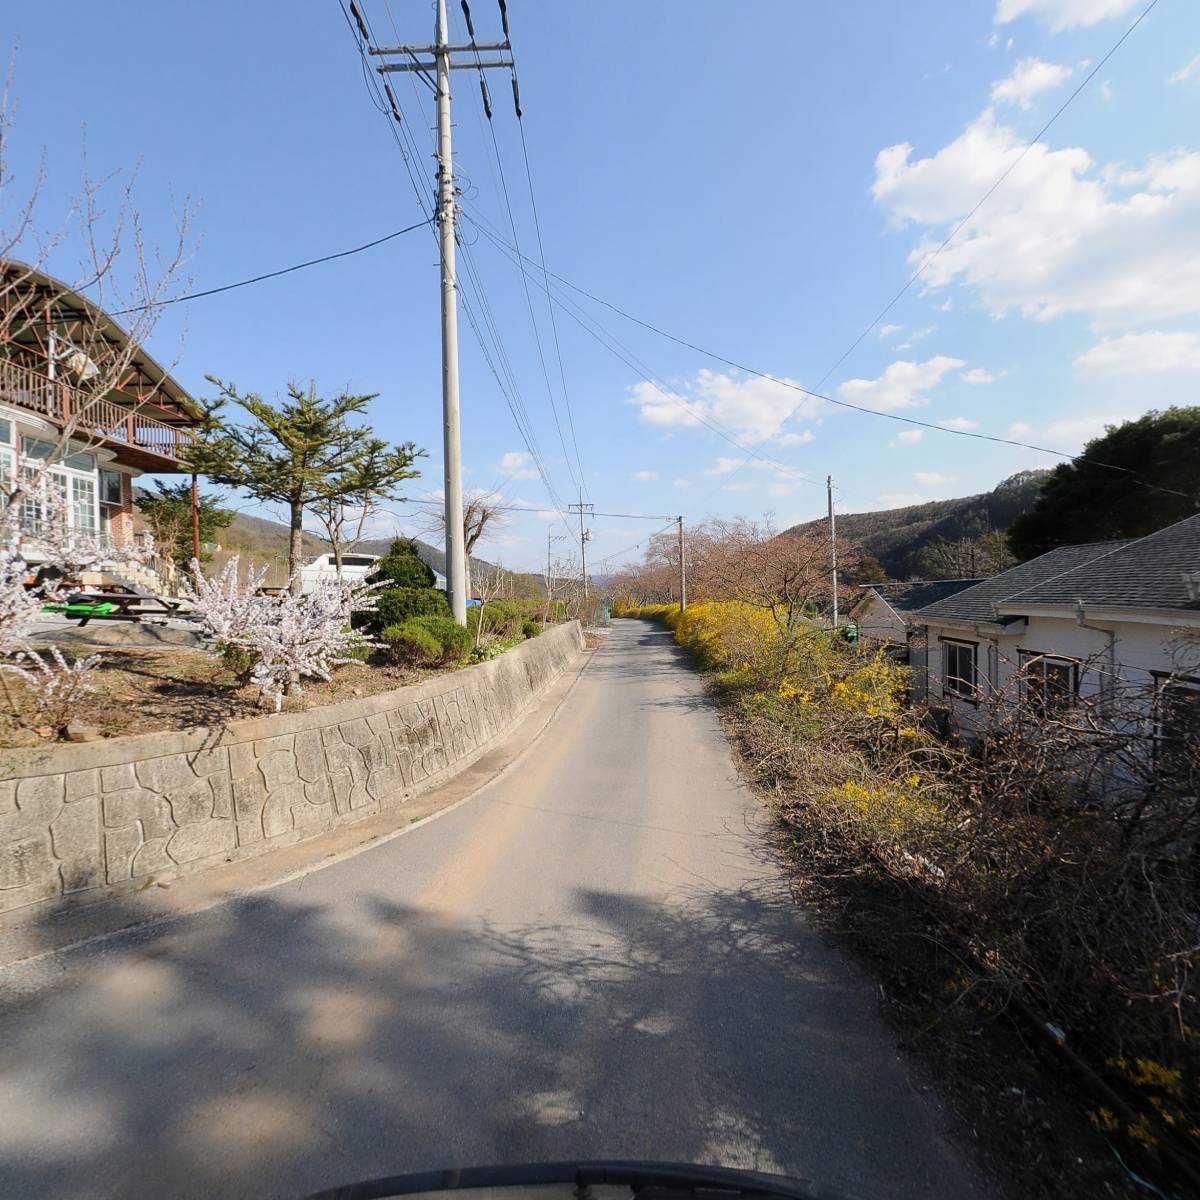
[677,515,687,614]
[367,0,515,625]
[827,475,839,629]
[569,500,593,600]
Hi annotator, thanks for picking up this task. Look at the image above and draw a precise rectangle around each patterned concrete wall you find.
[0,621,584,915]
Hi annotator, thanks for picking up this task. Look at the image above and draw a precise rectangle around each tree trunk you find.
[288,502,305,595]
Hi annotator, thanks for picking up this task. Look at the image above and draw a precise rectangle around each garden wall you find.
[0,620,585,915]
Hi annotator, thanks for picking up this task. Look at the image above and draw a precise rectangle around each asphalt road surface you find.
[0,621,991,1200]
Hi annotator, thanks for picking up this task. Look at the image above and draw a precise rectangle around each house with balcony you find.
[0,260,201,583]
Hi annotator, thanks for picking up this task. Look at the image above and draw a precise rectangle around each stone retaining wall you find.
[0,620,585,915]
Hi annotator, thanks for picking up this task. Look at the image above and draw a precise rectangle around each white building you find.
[848,579,981,692]
[910,515,1200,748]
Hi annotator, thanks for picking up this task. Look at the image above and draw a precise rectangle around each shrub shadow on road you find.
[0,867,980,1200]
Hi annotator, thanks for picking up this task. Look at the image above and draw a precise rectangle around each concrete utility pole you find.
[827,474,839,629]
[569,500,593,600]
[677,515,687,614]
[368,0,515,625]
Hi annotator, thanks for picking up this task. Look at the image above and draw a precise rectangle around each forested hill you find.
[786,470,1049,579]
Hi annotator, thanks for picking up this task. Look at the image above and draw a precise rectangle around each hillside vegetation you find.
[787,470,1048,578]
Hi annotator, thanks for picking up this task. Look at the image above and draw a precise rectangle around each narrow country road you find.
[0,621,990,1200]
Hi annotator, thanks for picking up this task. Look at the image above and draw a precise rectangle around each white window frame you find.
[942,637,978,702]
[15,431,102,539]
[1019,651,1078,718]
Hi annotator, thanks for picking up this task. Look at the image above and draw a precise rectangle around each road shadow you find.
[0,868,983,1200]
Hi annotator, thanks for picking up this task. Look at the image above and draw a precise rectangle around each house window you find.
[1021,653,1077,717]
[98,469,123,537]
[0,417,11,445]
[70,475,97,534]
[1155,677,1200,787]
[942,639,977,700]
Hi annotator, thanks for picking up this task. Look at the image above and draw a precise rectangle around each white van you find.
[298,552,380,594]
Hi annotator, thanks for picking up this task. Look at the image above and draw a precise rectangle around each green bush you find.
[379,621,441,667]
[421,615,472,664]
[360,586,450,634]
[367,538,436,589]
[522,619,541,639]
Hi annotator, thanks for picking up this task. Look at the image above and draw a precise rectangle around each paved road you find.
[0,621,990,1200]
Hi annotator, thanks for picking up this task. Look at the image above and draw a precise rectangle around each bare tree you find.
[423,488,508,598]
[1,52,194,512]
[309,496,382,578]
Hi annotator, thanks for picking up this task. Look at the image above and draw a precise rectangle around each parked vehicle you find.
[298,552,380,594]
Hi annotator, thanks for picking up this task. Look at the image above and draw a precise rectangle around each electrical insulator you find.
[349,0,370,42]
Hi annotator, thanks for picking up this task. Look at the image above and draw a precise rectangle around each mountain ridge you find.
[786,470,1049,578]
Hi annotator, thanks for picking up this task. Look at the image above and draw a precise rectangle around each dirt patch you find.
[0,647,439,748]
[713,693,1147,1200]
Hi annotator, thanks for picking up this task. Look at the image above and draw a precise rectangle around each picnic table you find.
[52,589,183,627]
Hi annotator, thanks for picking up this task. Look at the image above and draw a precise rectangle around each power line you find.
[813,0,1161,394]
[466,210,828,492]
[340,0,576,544]
[470,219,1192,505]
[469,34,585,500]
[461,0,1178,504]
[110,218,432,315]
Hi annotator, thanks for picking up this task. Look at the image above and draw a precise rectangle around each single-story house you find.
[910,514,1200,746]
[848,578,982,689]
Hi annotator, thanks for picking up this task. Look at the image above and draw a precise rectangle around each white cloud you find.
[628,368,821,442]
[994,0,1138,32]
[1098,79,1114,102]
[960,367,999,384]
[939,416,979,431]
[991,58,1072,109]
[1074,330,1200,375]
[894,429,924,445]
[778,430,815,446]
[497,450,538,480]
[723,481,757,493]
[1169,54,1200,85]
[878,492,928,508]
[1009,413,1131,450]
[706,456,809,482]
[768,482,799,498]
[672,478,691,488]
[894,323,938,350]
[914,470,952,485]
[873,110,1200,329]
[838,355,964,412]
[632,469,658,480]
[879,323,904,338]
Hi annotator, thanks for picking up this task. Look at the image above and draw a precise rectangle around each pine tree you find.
[186,380,423,592]
[134,481,234,567]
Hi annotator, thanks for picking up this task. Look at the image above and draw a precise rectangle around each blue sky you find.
[7,0,1200,572]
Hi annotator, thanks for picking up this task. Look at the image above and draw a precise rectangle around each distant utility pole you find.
[569,500,593,599]
[677,515,687,614]
[827,474,839,628]
[365,0,515,624]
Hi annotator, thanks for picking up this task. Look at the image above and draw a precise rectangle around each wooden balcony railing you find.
[0,357,195,463]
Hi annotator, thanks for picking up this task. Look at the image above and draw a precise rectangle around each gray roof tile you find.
[1000,513,1200,613]
[913,541,1131,624]
[861,579,983,617]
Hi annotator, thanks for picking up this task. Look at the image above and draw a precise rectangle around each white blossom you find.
[187,558,379,711]
[184,555,270,644]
